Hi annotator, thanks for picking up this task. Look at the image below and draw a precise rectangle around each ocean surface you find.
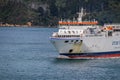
[0,27,120,80]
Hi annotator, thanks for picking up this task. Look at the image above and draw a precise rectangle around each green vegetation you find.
[0,0,120,27]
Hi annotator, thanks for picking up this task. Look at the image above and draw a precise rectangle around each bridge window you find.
[108,31,112,36]
[72,31,75,34]
[68,31,71,34]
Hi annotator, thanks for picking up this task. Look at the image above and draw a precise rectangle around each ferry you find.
[50,8,120,59]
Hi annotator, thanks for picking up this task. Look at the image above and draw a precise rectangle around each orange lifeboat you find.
[103,26,113,30]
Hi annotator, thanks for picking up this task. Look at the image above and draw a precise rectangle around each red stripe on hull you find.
[68,54,120,59]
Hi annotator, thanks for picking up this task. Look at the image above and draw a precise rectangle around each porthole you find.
[76,40,78,42]
[65,40,69,43]
[69,49,73,53]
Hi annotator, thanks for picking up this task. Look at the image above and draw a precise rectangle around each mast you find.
[77,8,84,22]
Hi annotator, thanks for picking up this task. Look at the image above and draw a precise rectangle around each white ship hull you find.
[50,36,120,59]
[50,8,120,59]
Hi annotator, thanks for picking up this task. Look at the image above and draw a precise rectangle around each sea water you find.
[0,27,120,80]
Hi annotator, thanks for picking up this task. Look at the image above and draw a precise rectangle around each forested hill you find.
[0,0,120,27]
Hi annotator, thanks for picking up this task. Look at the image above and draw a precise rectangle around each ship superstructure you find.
[50,8,120,59]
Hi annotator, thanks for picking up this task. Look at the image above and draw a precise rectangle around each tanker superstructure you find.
[50,8,120,59]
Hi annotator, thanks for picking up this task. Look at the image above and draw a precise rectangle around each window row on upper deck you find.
[58,30,83,34]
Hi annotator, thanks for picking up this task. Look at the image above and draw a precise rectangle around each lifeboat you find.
[103,26,113,30]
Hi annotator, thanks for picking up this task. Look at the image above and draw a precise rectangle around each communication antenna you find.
[77,8,86,22]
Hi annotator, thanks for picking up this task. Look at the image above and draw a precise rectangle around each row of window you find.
[64,40,82,43]
[58,35,81,37]
[59,30,82,34]
[113,29,120,32]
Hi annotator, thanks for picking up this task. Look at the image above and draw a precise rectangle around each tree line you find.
[0,0,120,27]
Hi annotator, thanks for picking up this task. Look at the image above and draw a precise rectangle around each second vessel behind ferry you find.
[50,8,120,59]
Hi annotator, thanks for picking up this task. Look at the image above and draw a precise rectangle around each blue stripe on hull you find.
[60,51,120,59]
[60,51,120,56]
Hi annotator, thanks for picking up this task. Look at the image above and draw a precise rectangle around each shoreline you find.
[0,26,57,28]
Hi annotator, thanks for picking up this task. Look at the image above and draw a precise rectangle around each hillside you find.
[0,0,120,27]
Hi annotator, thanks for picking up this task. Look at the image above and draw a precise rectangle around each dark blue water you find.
[0,27,120,80]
